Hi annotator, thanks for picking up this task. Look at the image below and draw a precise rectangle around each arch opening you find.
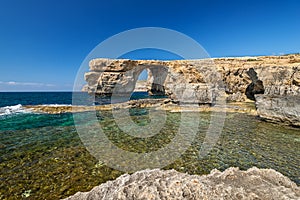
[129,68,150,100]
[133,69,149,93]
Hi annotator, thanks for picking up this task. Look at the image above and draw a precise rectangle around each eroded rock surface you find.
[255,94,300,126]
[25,100,257,115]
[65,167,300,200]
[83,55,300,103]
[84,59,223,104]
[83,54,300,125]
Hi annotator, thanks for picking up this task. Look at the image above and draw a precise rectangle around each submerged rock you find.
[64,167,300,200]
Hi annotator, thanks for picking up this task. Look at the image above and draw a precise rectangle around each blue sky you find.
[0,0,300,91]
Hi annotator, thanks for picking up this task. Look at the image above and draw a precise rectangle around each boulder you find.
[64,167,300,200]
[255,94,300,126]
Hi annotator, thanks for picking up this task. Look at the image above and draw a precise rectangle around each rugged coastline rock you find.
[255,94,300,126]
[82,54,300,125]
[25,100,257,115]
[65,167,300,200]
[83,59,222,104]
[83,54,300,102]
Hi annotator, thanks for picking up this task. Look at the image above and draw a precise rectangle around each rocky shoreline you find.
[22,54,300,126]
[25,95,300,127]
[24,99,258,115]
[59,55,300,199]
[81,54,300,126]
[64,167,300,200]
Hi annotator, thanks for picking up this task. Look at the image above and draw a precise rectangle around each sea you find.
[0,92,299,199]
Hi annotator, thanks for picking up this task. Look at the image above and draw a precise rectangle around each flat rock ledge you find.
[64,167,300,200]
[25,100,257,115]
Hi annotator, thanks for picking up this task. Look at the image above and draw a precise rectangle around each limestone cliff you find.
[83,54,300,103]
[214,55,300,101]
[83,54,300,125]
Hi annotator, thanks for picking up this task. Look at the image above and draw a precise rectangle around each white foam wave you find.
[0,104,32,116]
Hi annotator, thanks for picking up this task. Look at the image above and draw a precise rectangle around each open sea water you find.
[0,92,299,199]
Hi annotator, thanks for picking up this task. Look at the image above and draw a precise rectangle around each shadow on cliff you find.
[245,68,265,100]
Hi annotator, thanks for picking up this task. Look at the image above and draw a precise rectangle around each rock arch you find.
[106,63,169,97]
[83,58,220,104]
[83,56,300,104]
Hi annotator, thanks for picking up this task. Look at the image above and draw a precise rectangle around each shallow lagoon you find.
[0,108,299,199]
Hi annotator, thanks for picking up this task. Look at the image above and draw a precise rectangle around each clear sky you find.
[0,0,300,91]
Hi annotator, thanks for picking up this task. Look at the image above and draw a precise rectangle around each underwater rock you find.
[64,167,300,200]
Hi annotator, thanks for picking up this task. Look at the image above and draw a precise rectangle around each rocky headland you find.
[81,54,300,126]
[83,54,300,101]
[24,54,300,126]
[65,167,300,200]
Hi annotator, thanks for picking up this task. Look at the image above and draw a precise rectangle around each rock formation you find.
[134,80,147,92]
[255,94,300,126]
[83,55,300,102]
[83,54,300,125]
[83,59,223,104]
[215,55,300,101]
[64,167,300,200]
[25,100,258,115]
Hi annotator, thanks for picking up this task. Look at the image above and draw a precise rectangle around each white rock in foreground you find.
[64,167,300,200]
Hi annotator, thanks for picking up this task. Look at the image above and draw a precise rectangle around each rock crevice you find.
[245,68,265,100]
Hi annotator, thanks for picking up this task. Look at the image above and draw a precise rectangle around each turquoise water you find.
[0,92,299,199]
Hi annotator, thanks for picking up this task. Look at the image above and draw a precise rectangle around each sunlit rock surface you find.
[83,54,300,102]
[65,167,300,200]
[82,54,300,125]
[255,94,300,126]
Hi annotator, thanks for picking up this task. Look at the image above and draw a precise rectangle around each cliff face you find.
[83,55,300,125]
[255,94,300,126]
[214,55,300,101]
[65,167,300,200]
[84,59,221,104]
[83,54,300,103]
